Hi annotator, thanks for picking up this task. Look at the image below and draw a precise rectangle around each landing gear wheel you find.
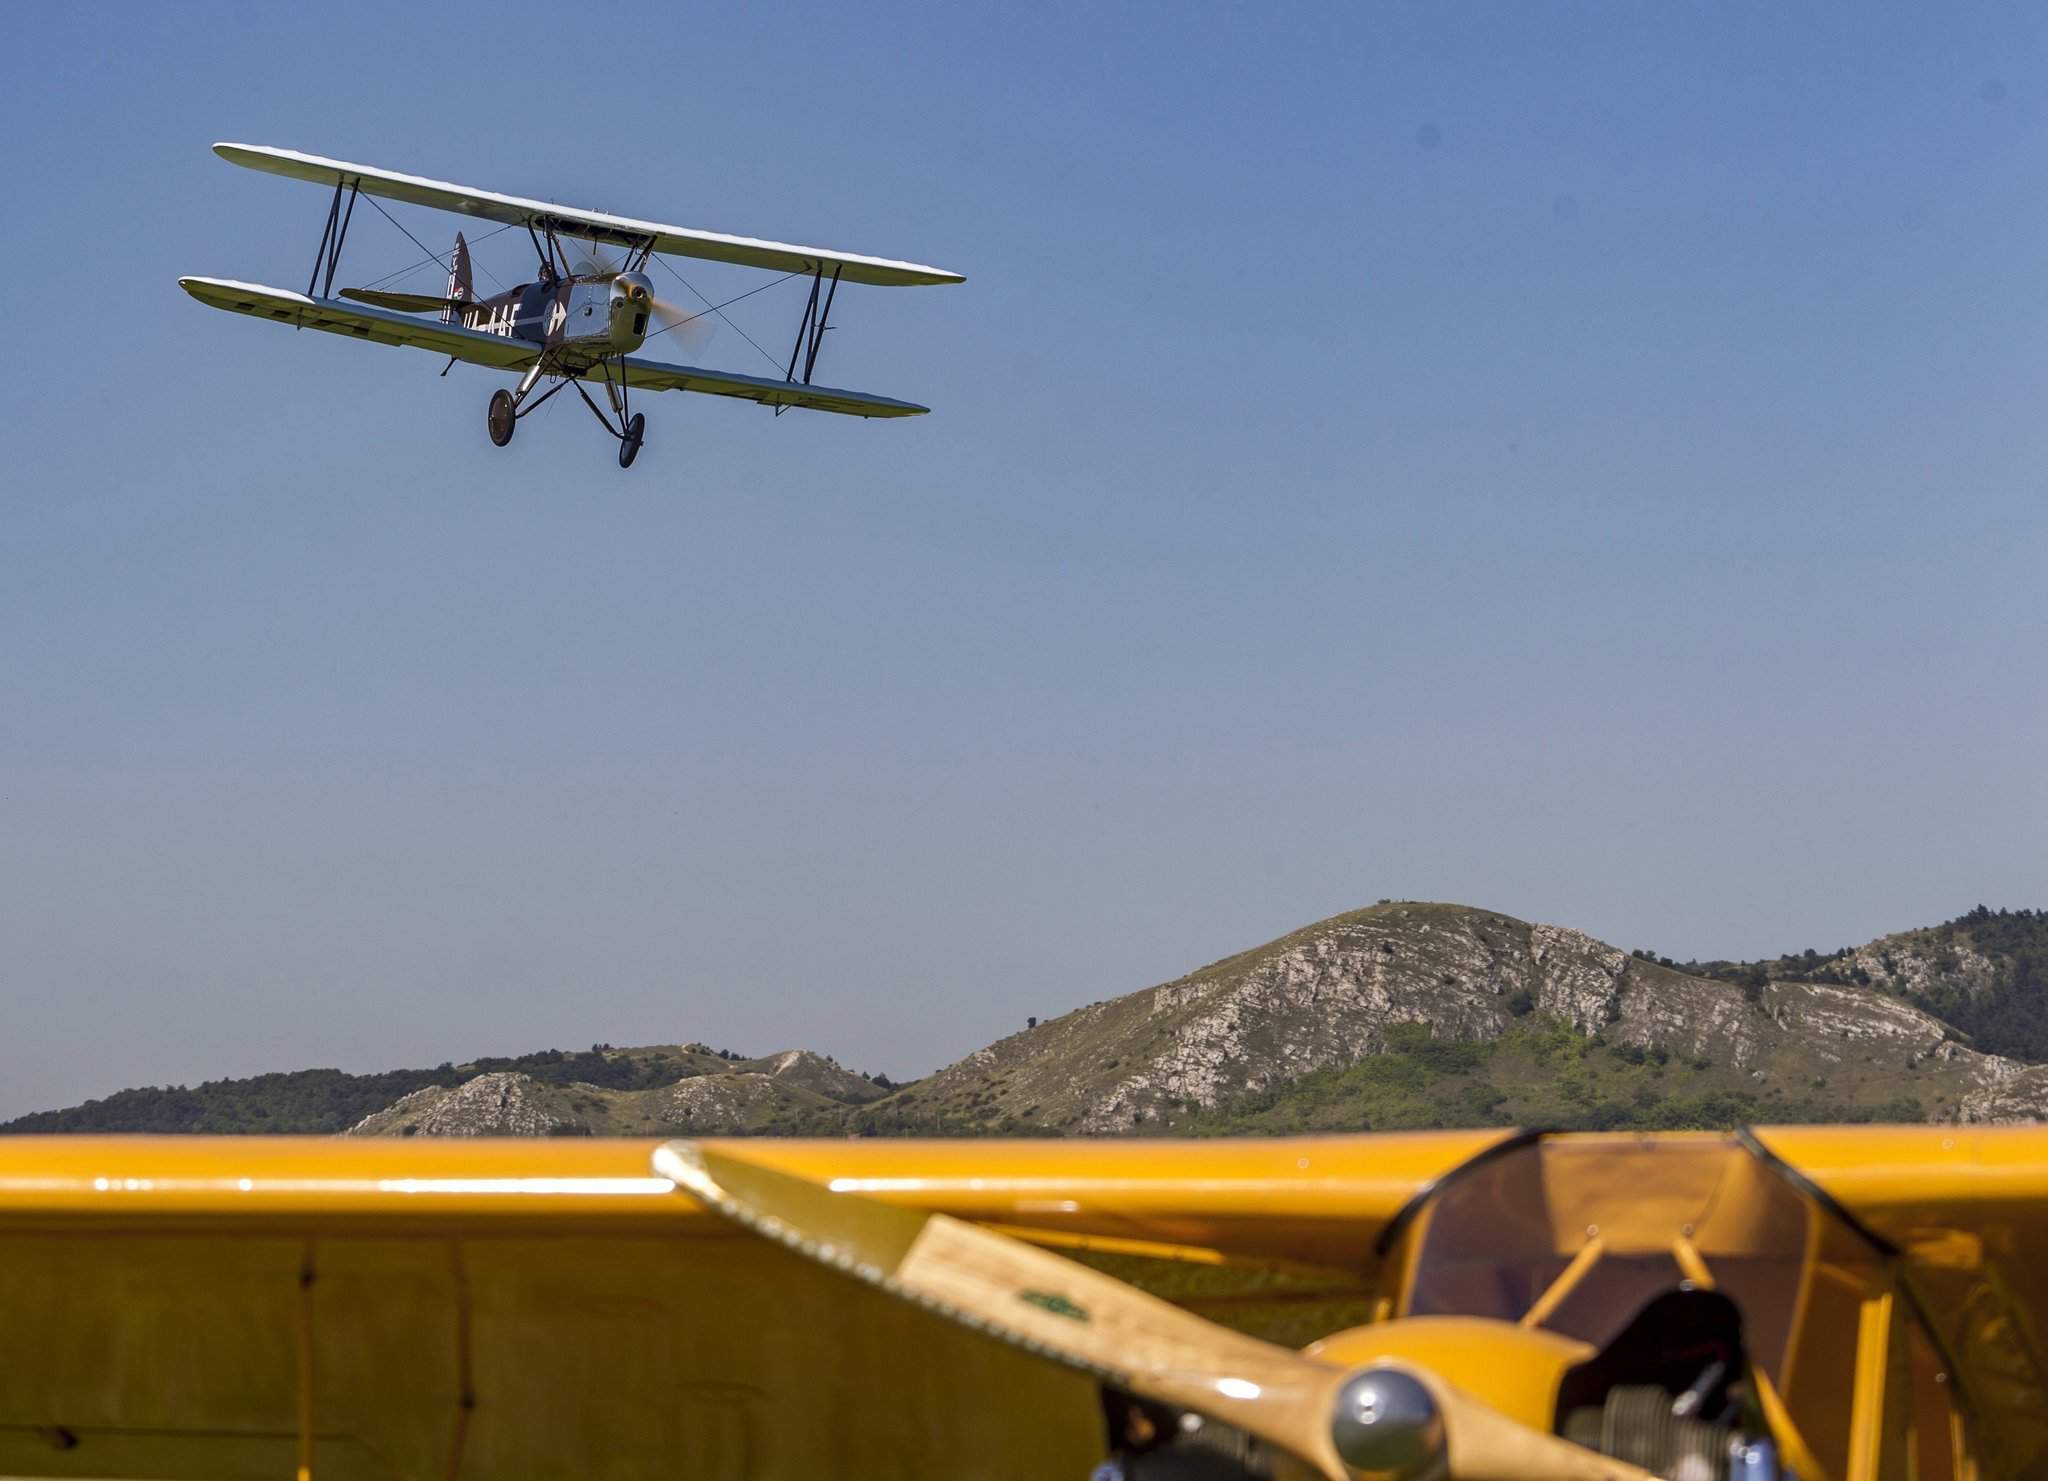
[488,389,516,447]
[618,412,645,469]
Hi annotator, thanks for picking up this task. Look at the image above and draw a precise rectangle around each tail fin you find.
[442,232,473,323]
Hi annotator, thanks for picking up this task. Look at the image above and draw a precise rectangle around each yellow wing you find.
[10,1127,2036,1481]
[0,1132,1495,1481]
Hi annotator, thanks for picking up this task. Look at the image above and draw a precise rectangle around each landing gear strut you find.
[484,358,563,451]
[482,355,648,469]
[568,358,646,471]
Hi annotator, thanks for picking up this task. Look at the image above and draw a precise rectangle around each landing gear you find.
[488,389,516,446]
[484,360,561,449]
[571,357,646,472]
[485,354,650,467]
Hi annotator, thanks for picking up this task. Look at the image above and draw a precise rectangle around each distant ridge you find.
[9,903,2046,1136]
[1,1043,890,1137]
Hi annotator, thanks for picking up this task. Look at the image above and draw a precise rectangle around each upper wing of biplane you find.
[177,277,930,418]
[214,144,965,287]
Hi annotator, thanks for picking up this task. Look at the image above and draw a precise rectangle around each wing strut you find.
[307,175,361,300]
[778,264,843,415]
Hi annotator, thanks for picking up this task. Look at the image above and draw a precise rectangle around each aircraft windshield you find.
[1397,1135,1831,1379]
[1390,1131,1958,1477]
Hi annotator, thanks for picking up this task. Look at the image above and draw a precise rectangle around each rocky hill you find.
[9,903,2047,1137]
[344,1057,866,1138]
[873,902,2048,1133]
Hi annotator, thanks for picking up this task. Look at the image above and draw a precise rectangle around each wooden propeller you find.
[652,1142,1650,1481]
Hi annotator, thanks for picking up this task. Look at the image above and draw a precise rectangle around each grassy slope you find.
[845,1016,1938,1140]
[1174,1018,1930,1136]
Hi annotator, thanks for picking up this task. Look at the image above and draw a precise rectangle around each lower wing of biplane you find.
[179,277,928,469]
[3,1128,2045,1481]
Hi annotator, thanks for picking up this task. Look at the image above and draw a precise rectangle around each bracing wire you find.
[644,269,803,347]
[362,198,509,294]
[357,221,518,293]
[649,256,789,371]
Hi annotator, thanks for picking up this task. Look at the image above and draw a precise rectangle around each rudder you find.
[443,232,473,323]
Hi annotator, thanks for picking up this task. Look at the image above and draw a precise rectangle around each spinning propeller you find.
[654,1143,1647,1481]
[572,247,715,350]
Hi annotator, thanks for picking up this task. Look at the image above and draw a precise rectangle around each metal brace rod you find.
[804,266,841,385]
[569,374,628,441]
[783,265,843,386]
[307,179,343,297]
[513,377,572,420]
[523,219,571,279]
[306,178,360,300]
[322,180,360,299]
[784,270,821,383]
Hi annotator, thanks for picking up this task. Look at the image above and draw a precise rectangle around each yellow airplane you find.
[0,1127,2040,1481]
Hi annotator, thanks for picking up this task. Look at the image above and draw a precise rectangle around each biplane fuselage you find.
[454,270,654,366]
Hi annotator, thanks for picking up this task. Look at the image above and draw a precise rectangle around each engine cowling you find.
[557,270,652,353]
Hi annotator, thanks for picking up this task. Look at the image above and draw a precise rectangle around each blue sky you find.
[3,2,2045,1118]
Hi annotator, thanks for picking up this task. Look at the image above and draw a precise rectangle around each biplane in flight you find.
[180,145,963,468]
[1,1126,2043,1481]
